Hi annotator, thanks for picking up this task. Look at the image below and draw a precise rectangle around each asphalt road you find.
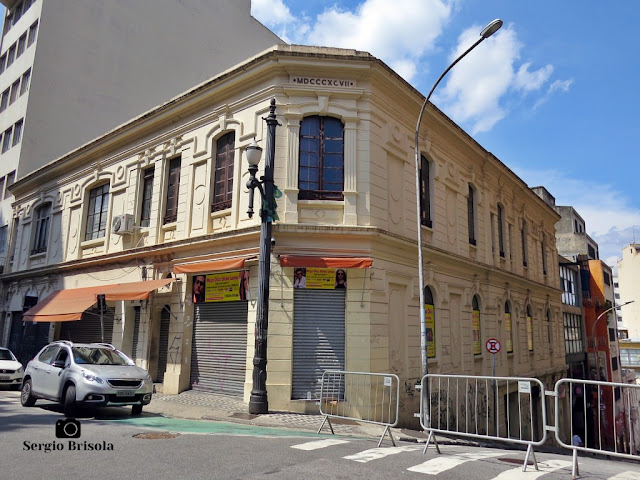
[1,388,639,480]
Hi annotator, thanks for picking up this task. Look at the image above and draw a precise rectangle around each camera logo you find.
[55,418,81,439]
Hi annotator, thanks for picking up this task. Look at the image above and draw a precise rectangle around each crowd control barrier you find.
[317,370,400,447]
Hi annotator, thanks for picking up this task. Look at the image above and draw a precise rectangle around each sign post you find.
[486,338,501,436]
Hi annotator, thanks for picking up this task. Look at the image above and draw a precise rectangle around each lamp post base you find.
[248,393,268,414]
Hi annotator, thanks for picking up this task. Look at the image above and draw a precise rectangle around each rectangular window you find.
[32,203,51,254]
[4,171,15,199]
[603,271,611,286]
[163,157,181,224]
[497,205,505,258]
[7,44,16,68]
[0,89,9,112]
[17,33,27,57]
[0,177,5,199]
[521,225,528,267]
[13,1,23,24]
[12,119,23,146]
[140,167,154,228]
[3,14,12,35]
[85,184,110,240]
[527,314,534,352]
[20,69,30,95]
[467,185,476,245]
[10,79,20,104]
[419,155,432,228]
[2,128,12,153]
[0,54,6,74]
[541,236,547,275]
[212,132,235,212]
[28,21,38,47]
[0,225,7,254]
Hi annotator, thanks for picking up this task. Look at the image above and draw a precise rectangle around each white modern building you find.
[0,0,281,265]
[617,243,640,338]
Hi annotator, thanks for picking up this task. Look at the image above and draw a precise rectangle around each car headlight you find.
[17,366,24,374]
[145,373,152,383]
[81,371,104,384]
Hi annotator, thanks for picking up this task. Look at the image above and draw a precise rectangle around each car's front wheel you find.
[20,379,36,407]
[131,404,143,415]
[63,385,77,417]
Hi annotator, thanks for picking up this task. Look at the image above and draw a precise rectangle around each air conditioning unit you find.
[112,214,135,235]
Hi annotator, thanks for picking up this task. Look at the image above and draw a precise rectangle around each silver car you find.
[21,341,153,415]
[0,347,24,390]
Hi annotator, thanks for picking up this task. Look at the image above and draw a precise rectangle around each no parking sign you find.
[486,338,501,354]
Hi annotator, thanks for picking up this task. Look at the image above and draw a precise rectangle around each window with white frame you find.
[28,21,38,47]
[211,132,235,212]
[32,202,52,254]
[12,119,23,147]
[163,157,181,224]
[20,69,30,95]
[140,167,154,228]
[85,184,110,240]
[2,128,12,153]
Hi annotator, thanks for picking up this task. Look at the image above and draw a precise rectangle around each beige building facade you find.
[618,243,640,338]
[3,45,566,425]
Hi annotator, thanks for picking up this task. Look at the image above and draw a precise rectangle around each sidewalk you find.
[144,389,430,443]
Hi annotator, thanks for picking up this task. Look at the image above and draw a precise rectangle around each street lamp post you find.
[246,98,278,414]
[591,300,634,380]
[414,19,503,380]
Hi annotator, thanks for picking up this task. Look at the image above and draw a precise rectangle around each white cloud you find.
[436,24,556,134]
[533,78,573,110]
[512,167,640,264]
[251,0,294,26]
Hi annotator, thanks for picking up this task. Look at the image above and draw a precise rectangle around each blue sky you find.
[2,2,638,267]
[251,0,640,267]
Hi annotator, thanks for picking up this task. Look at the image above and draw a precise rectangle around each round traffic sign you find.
[486,338,501,354]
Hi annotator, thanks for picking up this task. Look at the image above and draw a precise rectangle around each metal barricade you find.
[317,370,400,447]
[554,378,640,479]
[418,374,547,471]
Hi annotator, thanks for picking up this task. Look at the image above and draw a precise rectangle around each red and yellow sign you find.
[193,271,248,303]
[425,304,435,358]
[472,310,481,355]
[505,312,513,353]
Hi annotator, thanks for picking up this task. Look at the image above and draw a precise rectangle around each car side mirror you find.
[52,360,66,369]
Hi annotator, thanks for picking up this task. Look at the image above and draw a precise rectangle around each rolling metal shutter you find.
[60,308,114,344]
[8,312,50,366]
[132,306,141,361]
[190,301,248,397]
[292,289,345,400]
[156,307,171,383]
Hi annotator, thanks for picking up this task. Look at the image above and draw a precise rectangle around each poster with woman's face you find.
[292,268,347,290]
[192,271,249,303]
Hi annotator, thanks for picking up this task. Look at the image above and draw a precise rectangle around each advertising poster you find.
[292,268,347,290]
[527,315,533,351]
[425,303,435,358]
[192,271,249,303]
[472,310,481,355]
[504,312,513,353]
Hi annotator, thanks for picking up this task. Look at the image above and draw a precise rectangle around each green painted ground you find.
[102,415,333,438]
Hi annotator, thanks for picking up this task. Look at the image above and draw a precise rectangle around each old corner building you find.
[1,44,566,425]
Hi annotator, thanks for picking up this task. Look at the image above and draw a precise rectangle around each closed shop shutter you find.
[190,301,247,396]
[292,289,345,400]
[156,307,171,383]
[132,306,141,361]
[9,312,50,366]
[60,308,114,344]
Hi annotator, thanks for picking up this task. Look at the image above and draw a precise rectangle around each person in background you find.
[293,268,306,288]
[193,275,205,303]
[335,269,347,289]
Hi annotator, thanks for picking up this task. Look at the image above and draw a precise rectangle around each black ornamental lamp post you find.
[245,98,278,414]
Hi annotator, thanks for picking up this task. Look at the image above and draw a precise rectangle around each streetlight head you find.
[480,19,503,38]
[245,139,263,166]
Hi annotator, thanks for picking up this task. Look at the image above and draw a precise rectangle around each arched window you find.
[425,286,435,358]
[420,155,432,227]
[298,116,344,200]
[505,301,513,353]
[32,202,51,254]
[472,295,481,355]
[212,132,235,212]
[467,185,476,245]
[526,305,534,352]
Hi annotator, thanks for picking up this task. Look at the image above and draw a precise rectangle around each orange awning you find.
[279,256,373,269]
[173,257,247,274]
[23,279,174,322]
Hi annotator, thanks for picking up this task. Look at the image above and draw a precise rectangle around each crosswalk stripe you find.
[491,459,572,479]
[608,473,640,480]
[343,445,423,463]
[407,451,503,475]
[290,438,351,450]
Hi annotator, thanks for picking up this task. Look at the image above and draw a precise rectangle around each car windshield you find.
[72,347,133,366]
[0,349,15,361]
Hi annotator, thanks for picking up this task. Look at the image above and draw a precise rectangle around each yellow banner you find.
[527,315,533,351]
[306,268,339,289]
[505,312,513,352]
[192,271,248,303]
[472,310,481,355]
[426,304,435,358]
